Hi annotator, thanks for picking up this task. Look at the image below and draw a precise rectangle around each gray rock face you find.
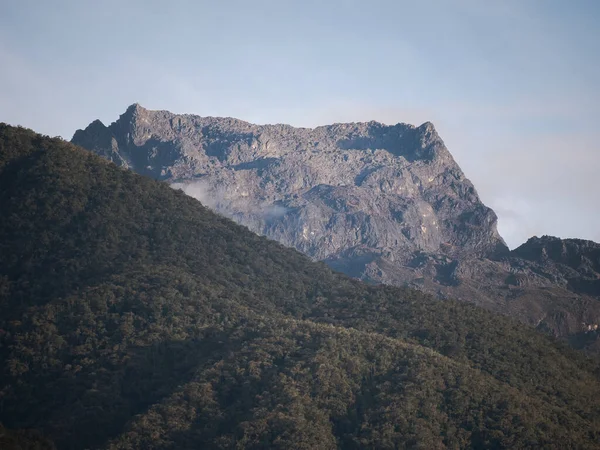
[72,104,507,260]
[72,104,600,350]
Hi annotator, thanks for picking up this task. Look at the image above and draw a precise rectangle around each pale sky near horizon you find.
[1,0,599,248]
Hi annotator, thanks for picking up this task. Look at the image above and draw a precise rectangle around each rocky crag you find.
[72,104,600,350]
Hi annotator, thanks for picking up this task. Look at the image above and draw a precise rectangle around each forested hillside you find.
[1,124,599,449]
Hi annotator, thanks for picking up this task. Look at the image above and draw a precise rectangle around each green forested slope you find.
[0,124,599,449]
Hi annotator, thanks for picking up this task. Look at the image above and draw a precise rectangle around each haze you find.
[1,0,598,248]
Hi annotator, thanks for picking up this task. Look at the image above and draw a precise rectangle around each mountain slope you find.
[72,105,600,347]
[2,124,600,449]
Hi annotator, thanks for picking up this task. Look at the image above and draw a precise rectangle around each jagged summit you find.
[90,103,426,131]
[72,104,451,173]
[73,118,107,137]
[126,101,144,112]
[89,118,107,127]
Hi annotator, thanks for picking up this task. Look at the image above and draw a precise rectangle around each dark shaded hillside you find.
[1,124,600,449]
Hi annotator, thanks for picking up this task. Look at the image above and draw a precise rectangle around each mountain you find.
[2,124,600,448]
[72,104,507,260]
[72,104,600,348]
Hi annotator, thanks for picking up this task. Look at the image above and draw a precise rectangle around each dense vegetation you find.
[1,124,599,449]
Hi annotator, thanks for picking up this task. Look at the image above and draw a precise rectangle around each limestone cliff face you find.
[72,105,600,350]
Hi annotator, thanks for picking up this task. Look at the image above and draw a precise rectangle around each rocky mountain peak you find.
[71,119,114,158]
[72,104,507,262]
[72,118,107,139]
[120,102,148,121]
[416,121,438,142]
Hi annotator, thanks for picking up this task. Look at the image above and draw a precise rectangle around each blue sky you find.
[1,0,598,247]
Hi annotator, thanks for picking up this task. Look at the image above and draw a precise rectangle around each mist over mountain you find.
[2,124,600,449]
[72,105,600,350]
